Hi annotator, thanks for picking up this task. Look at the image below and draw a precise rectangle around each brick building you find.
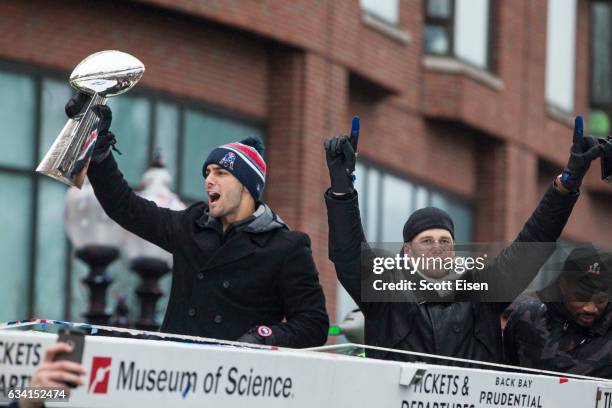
[1,0,611,333]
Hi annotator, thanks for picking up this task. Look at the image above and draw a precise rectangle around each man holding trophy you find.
[59,92,330,348]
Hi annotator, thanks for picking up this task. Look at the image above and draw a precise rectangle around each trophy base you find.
[36,158,91,189]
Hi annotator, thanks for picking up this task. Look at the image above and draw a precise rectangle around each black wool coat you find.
[88,155,329,348]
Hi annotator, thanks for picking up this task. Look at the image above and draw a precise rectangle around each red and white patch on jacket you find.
[257,325,273,337]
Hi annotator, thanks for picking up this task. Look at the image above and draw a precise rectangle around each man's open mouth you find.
[209,191,221,204]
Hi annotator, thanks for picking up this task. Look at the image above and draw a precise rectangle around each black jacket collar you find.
[195,203,287,233]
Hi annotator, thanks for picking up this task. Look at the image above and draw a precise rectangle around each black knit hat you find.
[561,245,612,293]
[402,207,455,242]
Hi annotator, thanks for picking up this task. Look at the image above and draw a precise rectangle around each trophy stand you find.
[76,245,118,326]
[130,257,170,331]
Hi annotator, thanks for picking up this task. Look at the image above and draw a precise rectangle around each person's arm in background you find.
[12,342,86,408]
[238,233,330,348]
[471,116,611,310]
[323,118,380,313]
[65,93,183,253]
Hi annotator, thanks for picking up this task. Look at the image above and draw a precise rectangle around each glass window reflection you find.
[40,79,72,162]
[0,173,32,321]
[424,25,450,55]
[0,72,35,169]
[182,110,264,200]
[427,0,451,18]
[109,96,151,186]
[34,179,68,320]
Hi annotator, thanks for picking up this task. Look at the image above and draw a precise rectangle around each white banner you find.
[0,329,608,407]
[597,386,612,408]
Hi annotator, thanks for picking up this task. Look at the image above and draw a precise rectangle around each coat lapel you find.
[203,233,255,270]
[390,303,417,346]
[193,211,223,261]
[193,205,273,271]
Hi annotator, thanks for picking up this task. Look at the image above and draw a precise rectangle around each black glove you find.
[561,116,609,193]
[237,325,276,346]
[65,91,91,118]
[65,92,120,164]
[324,117,360,195]
[91,104,121,163]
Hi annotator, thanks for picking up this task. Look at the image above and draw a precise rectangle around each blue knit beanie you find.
[202,136,266,200]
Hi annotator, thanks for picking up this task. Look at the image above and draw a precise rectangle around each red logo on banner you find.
[89,357,112,394]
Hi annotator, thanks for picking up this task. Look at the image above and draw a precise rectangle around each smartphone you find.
[54,328,85,363]
[53,328,85,388]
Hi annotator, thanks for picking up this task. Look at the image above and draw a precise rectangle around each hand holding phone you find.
[51,329,86,389]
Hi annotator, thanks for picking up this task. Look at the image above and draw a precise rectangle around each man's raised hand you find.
[561,115,611,192]
[324,116,360,195]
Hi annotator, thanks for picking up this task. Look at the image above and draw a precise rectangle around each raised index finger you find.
[349,116,360,152]
[573,115,584,144]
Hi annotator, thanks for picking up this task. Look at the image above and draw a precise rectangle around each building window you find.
[0,72,36,169]
[590,0,612,136]
[0,172,32,320]
[360,0,400,26]
[0,63,265,323]
[545,0,577,113]
[109,96,152,186]
[181,110,263,200]
[355,162,474,243]
[423,0,453,56]
[423,0,496,71]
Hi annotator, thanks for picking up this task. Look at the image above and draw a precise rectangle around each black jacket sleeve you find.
[263,233,329,348]
[325,189,383,316]
[470,184,579,310]
[502,309,520,366]
[87,154,183,253]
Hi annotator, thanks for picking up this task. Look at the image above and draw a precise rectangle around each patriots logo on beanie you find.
[203,136,267,201]
[219,152,236,170]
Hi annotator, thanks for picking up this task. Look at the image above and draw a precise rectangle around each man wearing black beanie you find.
[324,116,609,364]
[63,93,329,348]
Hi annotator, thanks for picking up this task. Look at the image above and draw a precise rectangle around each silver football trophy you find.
[36,50,145,188]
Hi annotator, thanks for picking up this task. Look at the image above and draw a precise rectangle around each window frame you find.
[118,86,267,203]
[0,61,50,320]
[424,0,456,57]
[423,0,498,73]
[545,0,579,113]
[360,0,401,27]
[589,0,612,113]
[356,157,475,243]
